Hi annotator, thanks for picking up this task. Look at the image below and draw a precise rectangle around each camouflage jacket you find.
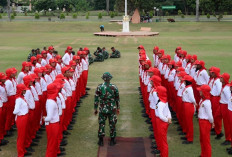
[27,52,37,61]
[94,82,120,114]
[112,50,120,57]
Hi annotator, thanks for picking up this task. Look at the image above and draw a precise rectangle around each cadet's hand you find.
[168,118,172,124]
[117,109,120,115]
[94,110,98,115]
[212,123,215,128]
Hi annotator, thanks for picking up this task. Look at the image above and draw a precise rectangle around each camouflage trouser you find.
[98,112,117,138]
[103,53,109,59]
[94,55,104,62]
[110,55,120,58]
[89,57,94,64]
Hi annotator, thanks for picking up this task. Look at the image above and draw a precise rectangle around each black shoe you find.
[141,110,146,113]
[57,152,66,156]
[26,147,35,152]
[182,140,193,144]
[35,135,42,139]
[109,138,116,146]
[151,141,156,145]
[37,131,43,135]
[215,133,224,140]
[142,114,148,117]
[177,128,182,131]
[98,137,104,146]
[86,87,91,90]
[24,152,32,156]
[30,142,38,146]
[63,131,71,135]
[0,139,8,146]
[174,121,179,125]
[67,126,73,130]
[151,149,160,154]
[180,137,187,140]
[5,131,13,137]
[60,147,65,152]
[70,121,75,125]
[226,147,232,152]
[149,133,154,138]
[221,140,231,145]
[179,132,186,135]
[32,139,39,143]
[229,150,232,155]
[60,140,67,146]
[151,145,157,149]
[210,128,215,132]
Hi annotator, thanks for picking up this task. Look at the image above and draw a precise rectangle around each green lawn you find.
[0,21,231,157]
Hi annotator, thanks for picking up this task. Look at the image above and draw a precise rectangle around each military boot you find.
[109,138,116,146]
[98,137,103,146]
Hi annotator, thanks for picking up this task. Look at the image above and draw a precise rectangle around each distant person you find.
[100,25,104,32]
[27,49,37,62]
[102,47,109,59]
[94,47,104,62]
[110,47,121,58]
[35,48,40,54]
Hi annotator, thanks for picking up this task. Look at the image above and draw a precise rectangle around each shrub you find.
[72,13,78,19]
[181,14,185,18]
[190,12,194,15]
[98,12,102,19]
[178,10,182,16]
[60,13,65,19]
[110,11,115,18]
[35,13,40,19]
[0,14,2,19]
[165,11,169,16]
[206,13,210,19]
[86,12,89,19]
[48,17,51,21]
[149,11,153,18]
[11,14,15,19]
[114,12,118,16]
[13,11,17,16]
[224,12,228,15]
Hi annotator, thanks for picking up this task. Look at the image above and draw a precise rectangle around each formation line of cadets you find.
[138,45,232,157]
[0,45,91,157]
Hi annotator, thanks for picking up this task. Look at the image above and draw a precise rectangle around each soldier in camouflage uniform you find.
[102,47,109,59]
[94,47,104,62]
[110,47,121,58]
[94,72,120,146]
[27,49,37,61]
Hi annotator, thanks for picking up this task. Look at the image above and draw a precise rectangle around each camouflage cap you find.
[102,72,113,80]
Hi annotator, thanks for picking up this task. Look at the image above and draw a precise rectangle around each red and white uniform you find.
[198,99,214,157]
[17,72,28,84]
[195,69,209,85]
[62,53,73,66]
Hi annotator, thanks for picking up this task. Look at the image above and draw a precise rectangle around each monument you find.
[122,0,130,32]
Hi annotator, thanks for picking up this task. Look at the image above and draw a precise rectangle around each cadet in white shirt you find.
[13,84,30,157]
[227,81,232,154]
[62,46,73,66]
[197,85,214,157]
[219,73,231,145]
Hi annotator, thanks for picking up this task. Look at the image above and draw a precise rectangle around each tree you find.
[196,0,199,21]
[34,0,57,15]
[106,0,109,15]
[0,0,7,7]
[7,0,11,22]
[75,0,91,11]
[56,0,74,12]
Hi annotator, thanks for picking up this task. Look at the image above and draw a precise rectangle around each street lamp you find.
[154,7,156,17]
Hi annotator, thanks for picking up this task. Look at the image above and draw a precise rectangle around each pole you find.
[7,0,11,22]
[196,0,199,22]
[125,0,127,16]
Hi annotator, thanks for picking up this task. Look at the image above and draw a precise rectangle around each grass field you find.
[0,21,232,157]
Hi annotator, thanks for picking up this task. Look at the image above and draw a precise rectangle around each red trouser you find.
[155,117,161,151]
[75,79,81,102]
[156,118,169,157]
[42,91,47,117]
[81,70,88,96]
[46,122,59,157]
[183,102,194,142]
[64,97,72,130]
[5,95,15,131]
[180,101,186,133]
[0,103,7,139]
[210,96,222,135]
[220,103,231,141]
[16,114,29,157]
[26,110,35,148]
[228,110,232,146]
[176,96,182,126]
[72,91,76,110]
[34,101,41,132]
[199,119,212,157]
